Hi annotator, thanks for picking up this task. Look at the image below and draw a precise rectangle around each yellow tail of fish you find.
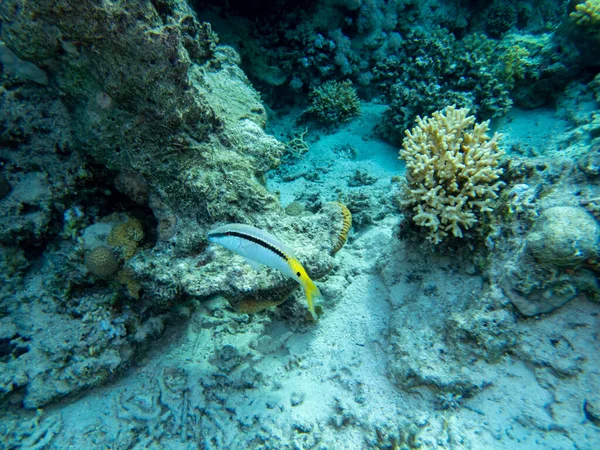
[302,277,321,321]
[287,257,322,321]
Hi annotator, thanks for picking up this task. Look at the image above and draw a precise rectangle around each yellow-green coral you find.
[499,45,534,88]
[399,106,505,244]
[116,268,141,298]
[107,217,144,260]
[571,0,600,27]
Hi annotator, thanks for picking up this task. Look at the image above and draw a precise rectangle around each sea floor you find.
[4,103,600,449]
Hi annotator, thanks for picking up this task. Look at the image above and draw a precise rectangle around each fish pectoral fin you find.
[243,256,264,271]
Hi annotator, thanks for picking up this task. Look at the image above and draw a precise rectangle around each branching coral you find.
[499,45,534,88]
[284,127,310,157]
[399,106,505,244]
[305,80,361,125]
[571,0,600,27]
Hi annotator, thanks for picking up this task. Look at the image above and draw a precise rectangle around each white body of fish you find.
[207,223,321,320]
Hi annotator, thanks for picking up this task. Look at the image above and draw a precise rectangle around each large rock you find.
[526,206,600,267]
[501,206,600,316]
[0,0,284,226]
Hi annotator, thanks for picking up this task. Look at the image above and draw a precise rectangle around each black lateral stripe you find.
[211,231,289,261]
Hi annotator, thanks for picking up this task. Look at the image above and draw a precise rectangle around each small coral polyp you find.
[400,105,505,244]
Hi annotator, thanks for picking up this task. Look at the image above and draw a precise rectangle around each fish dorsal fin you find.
[243,256,264,271]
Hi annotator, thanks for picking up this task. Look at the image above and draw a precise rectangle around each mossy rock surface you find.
[526,206,600,267]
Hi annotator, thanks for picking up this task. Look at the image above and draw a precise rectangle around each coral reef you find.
[305,80,361,125]
[375,29,513,144]
[0,40,48,85]
[1,409,62,449]
[500,204,600,316]
[379,140,600,443]
[0,0,296,412]
[2,1,600,448]
[505,32,581,109]
[399,106,505,244]
[201,0,565,98]
[0,255,165,409]
[374,28,578,143]
[490,154,600,317]
[486,1,518,38]
[194,1,581,139]
[0,68,85,248]
[0,173,10,199]
[557,75,600,158]
[0,246,29,283]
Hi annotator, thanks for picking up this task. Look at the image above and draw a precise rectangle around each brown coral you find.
[116,268,141,299]
[85,246,119,277]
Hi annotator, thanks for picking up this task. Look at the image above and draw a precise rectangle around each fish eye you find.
[296,271,301,277]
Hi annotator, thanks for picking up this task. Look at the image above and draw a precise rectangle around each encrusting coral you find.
[399,106,505,244]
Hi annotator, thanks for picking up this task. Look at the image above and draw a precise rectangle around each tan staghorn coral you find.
[399,105,505,244]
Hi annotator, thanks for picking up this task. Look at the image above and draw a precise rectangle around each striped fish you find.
[207,223,321,320]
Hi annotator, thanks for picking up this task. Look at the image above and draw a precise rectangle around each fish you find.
[331,202,352,255]
[207,223,321,320]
